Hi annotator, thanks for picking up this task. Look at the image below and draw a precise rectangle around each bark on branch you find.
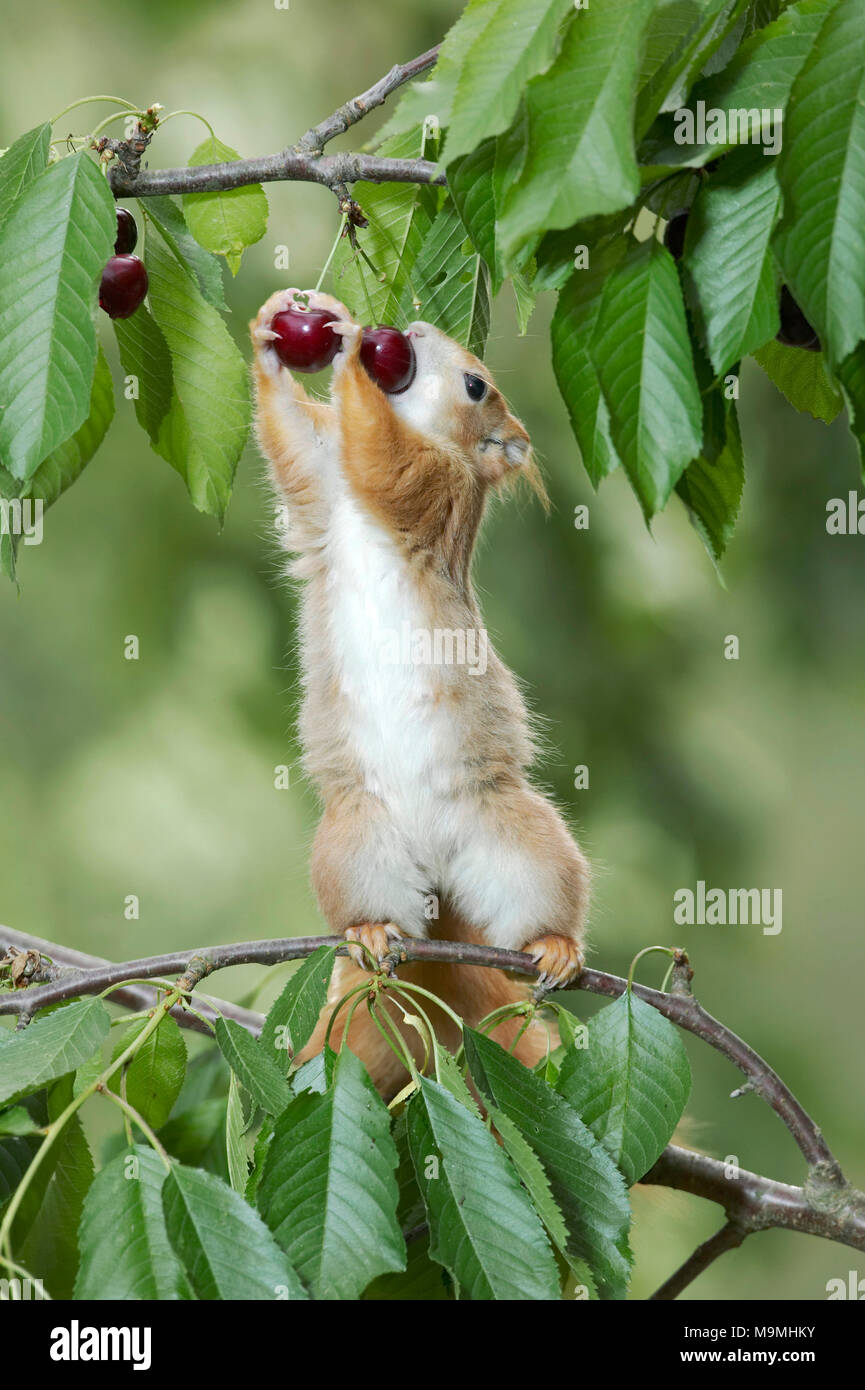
[109,45,444,200]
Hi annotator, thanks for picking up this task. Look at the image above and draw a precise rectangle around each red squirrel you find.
[251,288,590,1095]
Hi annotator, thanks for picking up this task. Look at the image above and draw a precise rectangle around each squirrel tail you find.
[298,907,552,1098]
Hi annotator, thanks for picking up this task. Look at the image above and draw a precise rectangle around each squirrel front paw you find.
[250,288,356,375]
[523,933,584,991]
[344,921,404,973]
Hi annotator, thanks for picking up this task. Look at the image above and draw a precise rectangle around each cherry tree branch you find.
[109,45,444,199]
[4,927,862,1297]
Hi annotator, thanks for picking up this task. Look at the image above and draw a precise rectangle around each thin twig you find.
[648,1219,746,1300]
[109,44,444,199]
[0,931,844,1180]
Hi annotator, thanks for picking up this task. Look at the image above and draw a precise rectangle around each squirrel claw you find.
[344,922,404,973]
[523,934,584,992]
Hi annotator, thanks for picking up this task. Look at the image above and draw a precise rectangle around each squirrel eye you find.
[463,372,488,402]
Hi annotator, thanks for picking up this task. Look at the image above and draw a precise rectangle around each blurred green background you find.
[2,0,863,1301]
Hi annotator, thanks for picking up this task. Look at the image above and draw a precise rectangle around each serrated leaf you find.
[145,228,250,519]
[114,304,173,443]
[182,137,267,274]
[75,1145,191,1299]
[684,144,781,374]
[636,0,741,138]
[260,944,336,1071]
[0,1106,41,1136]
[144,195,228,312]
[444,0,574,164]
[376,3,494,143]
[754,337,843,422]
[551,236,627,487]
[0,123,51,225]
[512,266,536,335]
[159,1098,228,1179]
[290,1045,337,1096]
[448,139,503,293]
[488,1104,569,1254]
[498,0,653,260]
[434,1043,481,1112]
[677,397,745,562]
[18,1076,94,1298]
[1,347,114,582]
[773,0,865,368]
[0,152,115,480]
[163,1162,307,1300]
[464,1027,632,1299]
[557,991,691,1185]
[0,1135,40,1215]
[257,1047,404,1299]
[226,1071,249,1194]
[334,128,437,326]
[639,0,836,168]
[109,1014,187,1131]
[408,1076,559,1300]
[591,239,703,518]
[836,343,865,474]
[399,200,490,355]
[214,1016,292,1116]
[0,998,110,1106]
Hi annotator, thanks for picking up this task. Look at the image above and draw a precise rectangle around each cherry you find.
[776,286,820,352]
[270,306,341,373]
[663,210,689,262]
[360,326,416,394]
[99,254,148,319]
[114,207,138,255]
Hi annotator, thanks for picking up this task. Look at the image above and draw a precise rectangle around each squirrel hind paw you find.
[523,933,584,990]
[344,921,404,973]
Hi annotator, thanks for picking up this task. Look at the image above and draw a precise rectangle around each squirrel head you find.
[389,323,542,497]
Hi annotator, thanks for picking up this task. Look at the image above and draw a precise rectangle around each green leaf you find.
[591,239,703,518]
[753,338,844,421]
[114,304,173,444]
[143,195,228,311]
[835,343,865,473]
[159,1098,228,1178]
[182,136,268,274]
[557,991,691,1185]
[214,1017,293,1116]
[683,144,781,374]
[512,265,536,335]
[448,139,503,294]
[464,1027,632,1299]
[0,998,110,1107]
[163,1163,307,1300]
[0,152,116,480]
[399,200,491,356]
[635,0,743,139]
[639,0,836,168]
[145,228,250,519]
[376,3,495,142]
[18,1076,94,1298]
[551,235,627,487]
[443,0,574,164]
[677,398,745,562]
[0,123,51,225]
[487,1104,569,1255]
[75,1145,192,1299]
[0,1106,41,1136]
[1,347,115,582]
[407,1076,559,1300]
[333,127,437,326]
[260,944,336,1070]
[773,0,865,367]
[257,1047,404,1299]
[0,1135,40,1216]
[290,1045,337,1096]
[225,1071,249,1193]
[109,1015,187,1132]
[497,0,653,261]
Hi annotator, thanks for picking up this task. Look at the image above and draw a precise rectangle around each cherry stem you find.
[159,110,216,139]
[315,214,349,293]
[51,95,139,124]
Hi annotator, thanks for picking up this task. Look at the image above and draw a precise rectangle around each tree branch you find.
[109,45,445,200]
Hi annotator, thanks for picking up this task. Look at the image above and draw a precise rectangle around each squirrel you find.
[251,287,590,1096]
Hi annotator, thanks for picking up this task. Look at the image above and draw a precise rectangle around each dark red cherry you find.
[776,286,820,351]
[663,210,689,262]
[114,207,138,254]
[270,306,341,373]
[360,326,416,394]
[99,255,148,319]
